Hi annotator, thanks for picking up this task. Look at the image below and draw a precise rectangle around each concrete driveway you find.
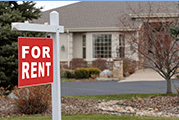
[119,68,175,83]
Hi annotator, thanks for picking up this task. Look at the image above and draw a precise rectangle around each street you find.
[61,80,179,96]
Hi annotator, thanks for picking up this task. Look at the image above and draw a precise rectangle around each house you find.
[33,1,179,67]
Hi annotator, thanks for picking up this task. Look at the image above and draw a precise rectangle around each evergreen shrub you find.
[64,70,74,78]
[89,67,101,77]
[74,68,89,79]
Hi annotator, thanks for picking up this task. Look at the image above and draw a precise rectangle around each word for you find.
[22,46,50,59]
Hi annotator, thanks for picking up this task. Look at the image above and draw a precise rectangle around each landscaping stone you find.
[97,96,179,117]
[1,95,179,118]
[99,69,113,78]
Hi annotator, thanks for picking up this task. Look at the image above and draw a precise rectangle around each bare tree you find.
[120,1,179,93]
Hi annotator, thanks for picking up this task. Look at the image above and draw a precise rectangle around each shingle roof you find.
[33,1,178,29]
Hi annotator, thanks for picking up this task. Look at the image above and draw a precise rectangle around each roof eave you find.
[64,27,137,33]
[130,13,179,19]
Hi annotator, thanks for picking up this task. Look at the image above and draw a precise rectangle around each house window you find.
[119,34,125,58]
[82,35,86,58]
[93,34,111,58]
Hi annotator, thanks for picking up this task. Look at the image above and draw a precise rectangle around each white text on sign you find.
[21,46,52,79]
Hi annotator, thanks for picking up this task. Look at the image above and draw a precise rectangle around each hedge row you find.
[62,67,101,79]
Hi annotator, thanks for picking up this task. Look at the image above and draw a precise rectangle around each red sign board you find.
[18,37,53,87]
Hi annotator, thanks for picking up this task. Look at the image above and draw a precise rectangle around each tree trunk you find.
[166,79,172,94]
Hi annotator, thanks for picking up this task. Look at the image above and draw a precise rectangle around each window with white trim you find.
[82,35,86,58]
[119,34,125,58]
[93,34,112,58]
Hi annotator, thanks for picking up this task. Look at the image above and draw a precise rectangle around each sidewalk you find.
[119,68,174,83]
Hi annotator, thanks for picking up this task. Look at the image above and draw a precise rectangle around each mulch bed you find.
[45,97,102,115]
[0,96,18,118]
[1,95,179,118]
[0,96,102,118]
[122,95,179,114]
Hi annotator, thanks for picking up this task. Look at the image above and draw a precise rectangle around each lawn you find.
[61,78,75,82]
[1,114,179,120]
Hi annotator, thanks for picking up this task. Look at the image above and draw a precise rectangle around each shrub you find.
[176,74,179,79]
[13,85,51,115]
[65,70,74,78]
[128,65,136,74]
[0,81,10,96]
[61,70,66,78]
[60,64,68,70]
[88,67,101,77]
[64,70,74,78]
[61,69,74,79]
[91,74,98,79]
[70,58,88,70]
[74,68,89,79]
[92,58,108,71]
[123,58,136,77]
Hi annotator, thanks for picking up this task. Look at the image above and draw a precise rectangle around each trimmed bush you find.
[13,85,51,115]
[74,68,89,79]
[64,70,74,78]
[61,70,66,78]
[61,69,75,79]
[92,58,108,71]
[89,67,101,77]
[70,58,88,70]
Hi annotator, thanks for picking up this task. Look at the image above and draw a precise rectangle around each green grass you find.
[1,114,179,120]
[61,78,75,82]
[68,93,178,101]
[0,115,51,120]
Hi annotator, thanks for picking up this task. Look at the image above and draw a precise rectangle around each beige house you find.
[33,1,178,67]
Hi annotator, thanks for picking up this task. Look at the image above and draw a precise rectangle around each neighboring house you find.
[33,1,178,67]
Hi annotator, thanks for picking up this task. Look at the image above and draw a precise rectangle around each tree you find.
[119,1,179,93]
[0,1,42,90]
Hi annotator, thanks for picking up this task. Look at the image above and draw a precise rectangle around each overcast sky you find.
[34,1,79,11]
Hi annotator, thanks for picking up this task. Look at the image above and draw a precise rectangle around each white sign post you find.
[12,11,64,120]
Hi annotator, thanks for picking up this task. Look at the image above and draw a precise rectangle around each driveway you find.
[62,69,179,96]
[119,68,175,82]
[62,80,179,96]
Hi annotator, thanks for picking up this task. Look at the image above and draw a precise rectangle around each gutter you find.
[130,13,179,19]
[64,27,138,33]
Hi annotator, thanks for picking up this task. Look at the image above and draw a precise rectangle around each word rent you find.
[22,46,52,79]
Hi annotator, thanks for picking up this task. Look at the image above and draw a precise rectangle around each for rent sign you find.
[18,37,53,87]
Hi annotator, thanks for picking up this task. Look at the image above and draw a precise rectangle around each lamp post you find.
[116,47,119,58]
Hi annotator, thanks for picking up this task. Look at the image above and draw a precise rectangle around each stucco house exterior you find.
[33,1,179,67]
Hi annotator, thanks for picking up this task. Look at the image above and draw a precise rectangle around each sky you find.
[34,1,79,11]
